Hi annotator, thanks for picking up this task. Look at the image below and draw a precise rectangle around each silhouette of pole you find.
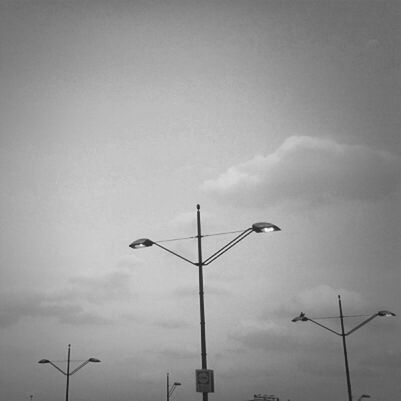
[197,205,207,401]
[167,372,170,401]
[167,372,181,401]
[338,296,352,401]
[65,344,71,401]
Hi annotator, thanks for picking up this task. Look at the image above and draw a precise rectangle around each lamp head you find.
[378,310,396,317]
[292,312,308,322]
[38,359,50,364]
[174,382,182,386]
[88,358,101,363]
[252,222,281,233]
[129,238,154,249]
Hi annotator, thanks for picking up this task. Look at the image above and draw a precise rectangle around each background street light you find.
[130,204,280,401]
[167,372,181,401]
[292,295,395,401]
[357,395,371,401]
[38,344,101,401]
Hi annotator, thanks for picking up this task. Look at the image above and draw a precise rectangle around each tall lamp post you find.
[167,372,181,401]
[130,204,280,401]
[38,344,101,401]
[292,295,395,401]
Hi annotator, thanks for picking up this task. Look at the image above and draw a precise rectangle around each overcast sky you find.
[0,1,400,401]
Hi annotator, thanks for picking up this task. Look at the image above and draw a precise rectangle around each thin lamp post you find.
[130,204,280,401]
[292,295,395,401]
[167,372,181,401]
[38,344,101,401]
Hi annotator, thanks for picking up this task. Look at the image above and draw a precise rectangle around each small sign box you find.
[195,369,214,393]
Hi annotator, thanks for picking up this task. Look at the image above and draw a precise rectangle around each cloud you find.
[65,269,135,304]
[153,346,198,360]
[357,349,401,372]
[0,290,112,327]
[229,319,295,350]
[228,285,368,354]
[202,136,400,208]
[173,283,232,298]
[153,317,191,329]
[0,267,136,327]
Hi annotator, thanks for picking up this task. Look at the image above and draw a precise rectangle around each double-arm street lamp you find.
[38,344,101,401]
[292,295,395,401]
[167,372,181,401]
[130,204,280,401]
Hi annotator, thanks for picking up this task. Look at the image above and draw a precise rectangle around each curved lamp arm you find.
[130,238,195,265]
[292,314,342,336]
[357,395,371,401]
[130,222,280,267]
[152,241,196,266]
[203,228,254,265]
[292,310,396,337]
[169,382,182,397]
[69,358,100,376]
[307,317,342,336]
[38,360,67,376]
[346,311,396,336]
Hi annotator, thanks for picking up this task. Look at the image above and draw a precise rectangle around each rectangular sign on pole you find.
[195,369,214,393]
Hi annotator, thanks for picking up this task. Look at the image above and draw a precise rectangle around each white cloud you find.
[202,136,400,207]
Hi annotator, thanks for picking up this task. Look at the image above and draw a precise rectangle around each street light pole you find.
[167,372,169,401]
[292,296,395,401]
[130,204,280,401]
[167,372,181,401]
[38,344,101,401]
[66,344,71,401]
[197,205,207,376]
[338,295,353,401]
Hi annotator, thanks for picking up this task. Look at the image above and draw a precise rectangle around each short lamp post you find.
[167,372,181,401]
[130,204,280,401]
[292,295,395,401]
[38,344,101,401]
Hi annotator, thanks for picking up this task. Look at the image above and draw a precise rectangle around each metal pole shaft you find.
[167,372,169,401]
[66,344,71,401]
[197,204,208,401]
[338,296,353,401]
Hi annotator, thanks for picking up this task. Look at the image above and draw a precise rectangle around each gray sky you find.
[0,1,399,401]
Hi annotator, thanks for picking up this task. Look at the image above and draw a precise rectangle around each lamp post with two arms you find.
[38,344,101,401]
[167,372,181,401]
[292,295,395,401]
[130,204,281,401]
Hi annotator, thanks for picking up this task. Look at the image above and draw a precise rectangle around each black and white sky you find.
[0,1,399,401]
